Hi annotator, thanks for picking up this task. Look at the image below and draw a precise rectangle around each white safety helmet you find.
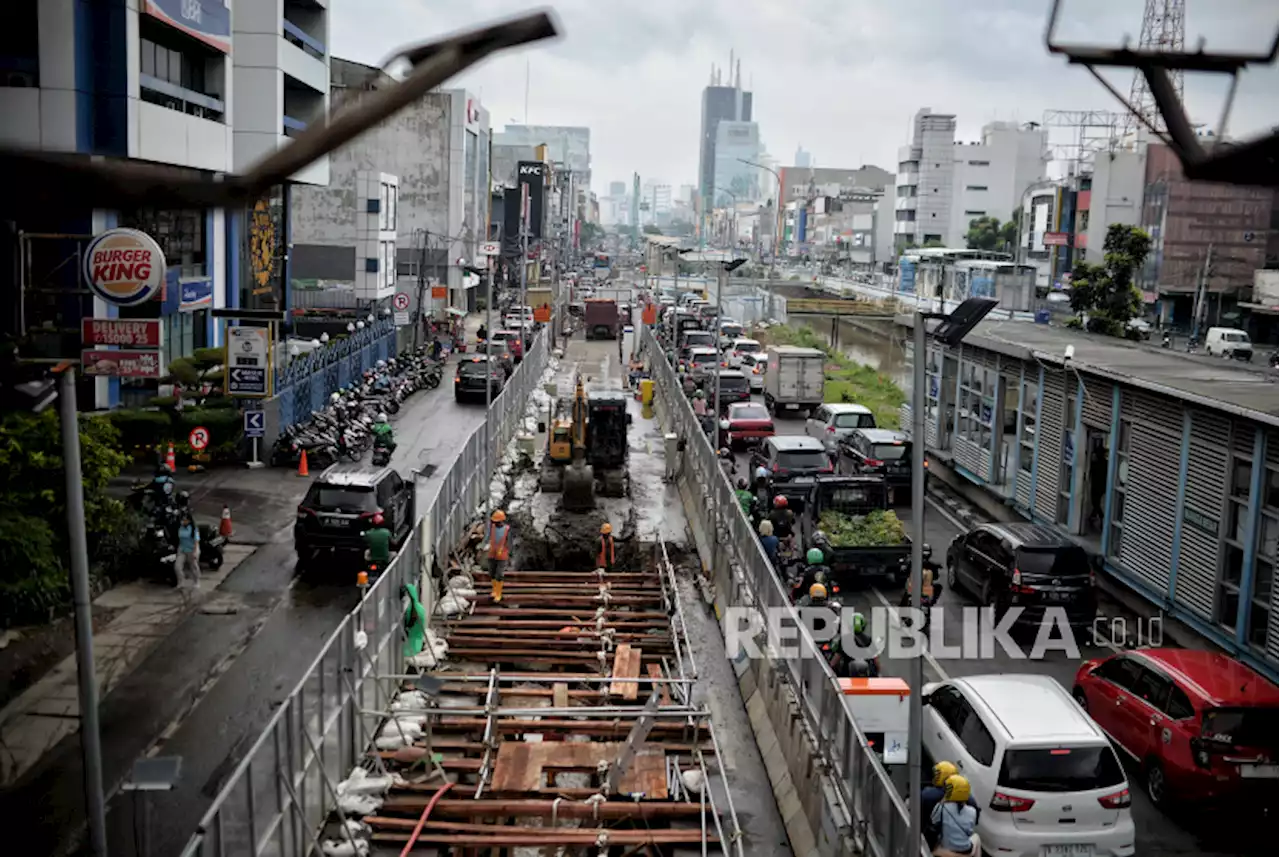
[330,392,341,403]
[720,419,730,429]
[378,412,388,423]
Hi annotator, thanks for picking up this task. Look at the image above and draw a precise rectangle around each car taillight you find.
[770,462,778,472]
[1097,788,1131,809]
[865,458,883,467]
[297,508,316,520]
[821,463,833,473]
[826,425,836,433]
[922,459,929,468]
[990,792,1036,812]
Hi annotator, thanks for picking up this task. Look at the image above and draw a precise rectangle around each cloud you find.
[330,0,1278,194]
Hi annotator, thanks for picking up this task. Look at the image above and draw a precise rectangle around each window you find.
[1249,461,1277,649]
[382,241,395,289]
[997,747,1126,792]
[1109,420,1131,556]
[140,38,206,93]
[119,208,206,278]
[927,686,970,735]
[956,360,994,450]
[386,185,397,231]
[964,210,987,217]
[834,412,875,429]
[1165,686,1195,720]
[1094,656,1142,690]
[1218,448,1258,633]
[966,185,989,192]
[1131,668,1172,709]
[967,160,990,167]
[1058,393,1077,525]
[958,713,996,766]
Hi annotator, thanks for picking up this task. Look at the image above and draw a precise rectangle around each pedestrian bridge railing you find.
[177,330,551,857]
[641,323,929,857]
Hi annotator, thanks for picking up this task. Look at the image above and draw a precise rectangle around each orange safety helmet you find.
[601,522,613,535]
[491,509,506,523]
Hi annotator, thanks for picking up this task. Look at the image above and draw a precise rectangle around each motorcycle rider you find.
[825,611,880,678]
[793,547,833,602]
[757,519,780,566]
[795,581,829,608]
[734,478,755,517]
[477,322,488,343]
[374,359,391,391]
[931,774,979,857]
[769,495,796,553]
[362,513,393,574]
[149,464,176,509]
[901,543,943,633]
[718,446,736,479]
[372,412,396,454]
[921,761,981,851]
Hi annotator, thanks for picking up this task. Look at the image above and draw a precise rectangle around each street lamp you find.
[738,158,781,316]
[904,297,997,857]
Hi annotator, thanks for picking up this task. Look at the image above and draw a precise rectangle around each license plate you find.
[783,403,797,409]
[1043,846,1093,857]
[1045,591,1070,602]
[1240,763,1278,778]
[321,516,349,527]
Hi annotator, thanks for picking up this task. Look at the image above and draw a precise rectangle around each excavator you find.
[539,375,629,511]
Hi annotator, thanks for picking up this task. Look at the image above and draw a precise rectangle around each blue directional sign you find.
[243,410,266,438]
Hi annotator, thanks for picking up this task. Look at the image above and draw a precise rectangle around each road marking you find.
[870,587,951,683]
[925,495,970,533]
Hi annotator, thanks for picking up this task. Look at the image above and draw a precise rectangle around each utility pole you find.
[413,228,428,349]
[520,181,531,356]
[906,311,926,857]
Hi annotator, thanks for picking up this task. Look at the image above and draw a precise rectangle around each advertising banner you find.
[82,319,161,348]
[516,161,545,239]
[180,279,214,311]
[82,350,163,378]
[144,0,231,53]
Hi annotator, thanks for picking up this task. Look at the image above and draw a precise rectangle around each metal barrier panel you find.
[639,324,925,857]
[180,331,551,857]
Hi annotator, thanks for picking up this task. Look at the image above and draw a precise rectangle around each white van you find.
[922,675,1135,857]
[1204,327,1253,361]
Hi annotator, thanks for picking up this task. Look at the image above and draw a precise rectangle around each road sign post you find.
[393,291,411,326]
[188,426,210,452]
[225,326,271,397]
[243,410,266,469]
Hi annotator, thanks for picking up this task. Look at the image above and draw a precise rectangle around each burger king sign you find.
[82,227,167,306]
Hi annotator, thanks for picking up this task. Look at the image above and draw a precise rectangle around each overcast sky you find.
[331,0,1278,195]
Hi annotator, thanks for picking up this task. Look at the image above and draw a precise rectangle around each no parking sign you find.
[188,426,210,451]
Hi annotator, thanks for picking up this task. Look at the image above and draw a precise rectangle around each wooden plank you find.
[489,742,536,793]
[488,741,668,798]
[647,663,671,705]
[609,644,632,697]
[609,645,643,700]
[623,646,643,700]
[552,682,569,709]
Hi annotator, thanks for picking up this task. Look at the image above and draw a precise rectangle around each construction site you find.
[313,325,766,856]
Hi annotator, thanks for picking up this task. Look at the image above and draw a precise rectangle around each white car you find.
[738,353,765,392]
[725,337,762,368]
[922,675,1136,857]
[804,402,876,452]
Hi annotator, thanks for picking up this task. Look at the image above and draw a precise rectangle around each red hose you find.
[398,781,453,856]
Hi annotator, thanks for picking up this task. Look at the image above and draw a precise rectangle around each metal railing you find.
[178,330,552,857]
[640,323,927,857]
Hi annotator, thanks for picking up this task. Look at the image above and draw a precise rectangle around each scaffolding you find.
[1042,109,1125,178]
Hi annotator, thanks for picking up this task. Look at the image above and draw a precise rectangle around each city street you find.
[0,349,494,857]
[718,381,1263,856]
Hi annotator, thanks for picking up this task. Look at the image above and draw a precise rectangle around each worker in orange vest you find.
[597,522,616,572]
[484,509,511,602]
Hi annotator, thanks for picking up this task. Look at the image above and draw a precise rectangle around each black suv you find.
[945,523,1097,629]
[715,370,752,412]
[750,436,833,480]
[454,355,505,403]
[294,465,415,570]
[837,428,916,503]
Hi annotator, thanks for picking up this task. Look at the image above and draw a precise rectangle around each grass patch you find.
[753,323,906,428]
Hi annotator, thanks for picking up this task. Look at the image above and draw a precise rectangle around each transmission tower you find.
[1120,0,1186,139]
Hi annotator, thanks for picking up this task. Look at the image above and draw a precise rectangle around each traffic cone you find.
[219,505,233,539]
[297,449,310,477]
[164,443,176,472]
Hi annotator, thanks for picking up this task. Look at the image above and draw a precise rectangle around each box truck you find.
[763,345,825,415]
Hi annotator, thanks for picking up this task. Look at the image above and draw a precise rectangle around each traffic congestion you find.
[644,278,1278,857]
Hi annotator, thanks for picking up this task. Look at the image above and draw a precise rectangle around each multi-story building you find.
[0,0,330,409]
[895,109,958,248]
[712,121,762,205]
[290,57,490,311]
[779,165,894,205]
[794,146,812,168]
[949,122,1049,241]
[493,124,591,186]
[1139,142,1277,327]
[640,181,674,225]
[697,61,752,207]
[609,181,627,197]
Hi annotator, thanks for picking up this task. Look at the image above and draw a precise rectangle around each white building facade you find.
[0,0,330,409]
[712,120,762,205]
[895,109,957,247]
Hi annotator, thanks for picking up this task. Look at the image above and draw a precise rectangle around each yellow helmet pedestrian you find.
[943,774,971,804]
[808,582,827,600]
[491,509,506,523]
[601,522,613,535]
[932,760,958,787]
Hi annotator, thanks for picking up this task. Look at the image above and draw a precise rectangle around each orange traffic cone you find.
[219,505,233,539]
[164,443,176,472]
[297,449,309,477]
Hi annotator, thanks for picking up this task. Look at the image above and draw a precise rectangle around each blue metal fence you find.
[272,320,397,433]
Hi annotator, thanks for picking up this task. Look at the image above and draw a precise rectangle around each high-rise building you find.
[794,146,812,168]
[698,53,752,207]
[713,122,762,205]
[609,181,627,197]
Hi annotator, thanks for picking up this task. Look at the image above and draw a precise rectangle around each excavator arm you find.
[571,376,589,455]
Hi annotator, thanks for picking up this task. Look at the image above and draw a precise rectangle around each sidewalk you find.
[0,543,255,787]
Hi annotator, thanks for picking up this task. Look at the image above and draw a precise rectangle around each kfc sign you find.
[519,163,543,177]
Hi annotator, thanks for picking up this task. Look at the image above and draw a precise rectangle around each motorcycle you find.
[1161,333,1172,349]
[372,439,395,467]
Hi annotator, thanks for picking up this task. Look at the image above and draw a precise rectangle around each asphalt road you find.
[714,383,1267,856]
[2,351,496,857]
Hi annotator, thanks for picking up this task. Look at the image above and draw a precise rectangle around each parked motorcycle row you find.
[270,350,444,469]
[127,475,227,580]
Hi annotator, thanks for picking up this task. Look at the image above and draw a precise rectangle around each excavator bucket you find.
[539,458,565,492]
[562,461,596,511]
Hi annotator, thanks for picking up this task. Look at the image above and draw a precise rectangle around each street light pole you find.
[907,310,926,857]
[58,367,108,857]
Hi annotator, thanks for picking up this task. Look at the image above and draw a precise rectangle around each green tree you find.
[641,224,662,236]
[965,216,1003,251]
[0,410,133,625]
[1067,223,1151,337]
[923,238,945,248]
[1000,209,1022,251]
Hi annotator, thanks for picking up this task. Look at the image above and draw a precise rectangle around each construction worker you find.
[362,513,393,574]
[598,522,616,572]
[484,509,511,602]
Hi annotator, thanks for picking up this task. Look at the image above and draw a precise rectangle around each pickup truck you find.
[583,298,620,340]
[799,475,910,585]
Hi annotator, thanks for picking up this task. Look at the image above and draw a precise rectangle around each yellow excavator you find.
[539,375,630,510]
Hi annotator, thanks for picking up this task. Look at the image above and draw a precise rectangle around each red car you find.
[724,402,774,448]
[1073,648,1278,808]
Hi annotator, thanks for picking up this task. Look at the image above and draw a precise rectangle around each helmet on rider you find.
[737,478,748,490]
[372,513,385,526]
[922,543,932,560]
[808,582,827,600]
[330,392,341,403]
[773,495,788,508]
[377,412,388,423]
[758,519,774,537]
[693,389,705,399]
[719,447,732,458]
[851,612,866,634]
[943,774,971,804]
[755,466,769,481]
[720,418,730,430]
[812,530,828,544]
[806,547,825,565]
[931,760,958,787]
[377,360,387,369]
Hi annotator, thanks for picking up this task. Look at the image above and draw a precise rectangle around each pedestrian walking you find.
[484,509,511,602]
[176,511,201,599]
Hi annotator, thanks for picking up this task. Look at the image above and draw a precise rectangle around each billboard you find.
[516,161,545,239]
[144,1,232,53]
